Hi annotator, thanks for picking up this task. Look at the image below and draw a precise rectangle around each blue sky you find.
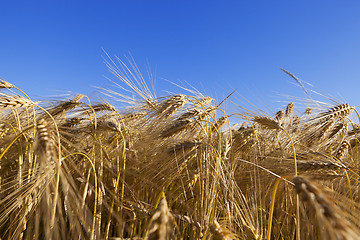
[1,1,360,113]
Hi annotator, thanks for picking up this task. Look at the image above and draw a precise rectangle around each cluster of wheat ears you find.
[0,60,360,240]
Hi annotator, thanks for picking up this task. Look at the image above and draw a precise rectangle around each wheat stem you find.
[63,152,98,240]
[267,177,281,240]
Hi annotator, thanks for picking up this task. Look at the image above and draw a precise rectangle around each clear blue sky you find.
[1,1,360,112]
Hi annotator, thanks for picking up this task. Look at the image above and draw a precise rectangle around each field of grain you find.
[0,61,360,239]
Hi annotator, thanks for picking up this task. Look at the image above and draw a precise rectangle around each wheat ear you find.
[146,195,174,240]
[285,102,294,118]
[210,220,234,240]
[315,104,354,122]
[36,118,56,162]
[0,94,34,109]
[294,176,359,240]
[0,79,15,89]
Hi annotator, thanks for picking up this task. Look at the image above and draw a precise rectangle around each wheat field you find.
[0,60,360,240]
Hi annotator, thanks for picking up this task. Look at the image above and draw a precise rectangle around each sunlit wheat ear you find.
[315,103,354,121]
[305,107,312,116]
[156,95,187,118]
[328,122,348,139]
[35,119,56,162]
[232,128,256,151]
[294,176,359,240]
[304,119,336,147]
[0,94,34,109]
[209,220,234,240]
[253,116,282,130]
[97,117,122,132]
[335,140,351,161]
[78,103,116,118]
[48,94,84,117]
[163,99,187,118]
[293,116,301,125]
[177,108,202,121]
[319,119,336,140]
[146,196,175,240]
[285,102,294,118]
[177,105,214,122]
[275,109,284,122]
[197,96,213,106]
[122,111,147,121]
[144,98,158,110]
[0,79,15,89]
[90,103,116,112]
[291,116,301,133]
